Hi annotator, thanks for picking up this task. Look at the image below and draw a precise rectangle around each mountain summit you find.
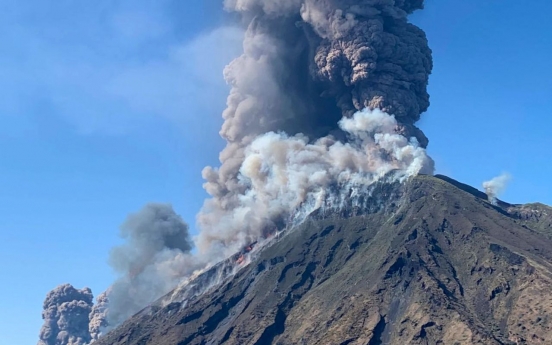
[95,175,552,345]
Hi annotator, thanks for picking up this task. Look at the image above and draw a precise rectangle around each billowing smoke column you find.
[483,173,512,205]
[38,284,94,345]
[199,0,433,257]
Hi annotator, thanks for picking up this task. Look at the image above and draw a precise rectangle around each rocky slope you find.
[96,175,552,345]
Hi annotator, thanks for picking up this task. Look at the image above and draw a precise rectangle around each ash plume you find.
[38,284,94,345]
[483,173,512,205]
[199,0,433,257]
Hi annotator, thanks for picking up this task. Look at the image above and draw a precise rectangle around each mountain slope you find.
[96,175,552,345]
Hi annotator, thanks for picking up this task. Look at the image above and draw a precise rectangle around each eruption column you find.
[199,0,433,257]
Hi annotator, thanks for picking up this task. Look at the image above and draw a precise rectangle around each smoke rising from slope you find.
[38,284,94,345]
[105,203,195,327]
[483,173,511,205]
[197,109,433,255]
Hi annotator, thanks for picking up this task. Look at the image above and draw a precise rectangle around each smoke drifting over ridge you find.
[483,173,512,205]
[39,0,434,343]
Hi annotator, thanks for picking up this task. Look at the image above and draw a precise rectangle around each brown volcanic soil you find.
[96,175,552,345]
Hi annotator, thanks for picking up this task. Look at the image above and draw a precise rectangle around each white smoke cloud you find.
[197,108,434,258]
[483,173,512,205]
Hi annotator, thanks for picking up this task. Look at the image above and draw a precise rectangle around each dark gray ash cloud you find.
[38,284,94,345]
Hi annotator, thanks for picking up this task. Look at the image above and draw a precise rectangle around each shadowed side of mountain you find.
[96,175,552,345]
[434,174,490,201]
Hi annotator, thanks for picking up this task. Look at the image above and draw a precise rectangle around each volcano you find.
[94,175,552,345]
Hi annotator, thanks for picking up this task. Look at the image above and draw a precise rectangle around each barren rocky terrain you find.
[96,175,552,345]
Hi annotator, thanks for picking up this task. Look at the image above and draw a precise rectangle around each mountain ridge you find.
[95,175,552,345]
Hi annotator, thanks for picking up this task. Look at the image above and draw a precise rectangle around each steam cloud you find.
[483,173,512,205]
[39,0,434,342]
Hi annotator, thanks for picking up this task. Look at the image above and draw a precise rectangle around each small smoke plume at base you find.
[483,173,512,205]
[88,291,109,342]
[38,284,94,345]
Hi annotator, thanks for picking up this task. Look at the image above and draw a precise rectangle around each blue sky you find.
[1,1,551,344]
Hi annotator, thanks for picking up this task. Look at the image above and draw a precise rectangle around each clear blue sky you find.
[1,1,551,344]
